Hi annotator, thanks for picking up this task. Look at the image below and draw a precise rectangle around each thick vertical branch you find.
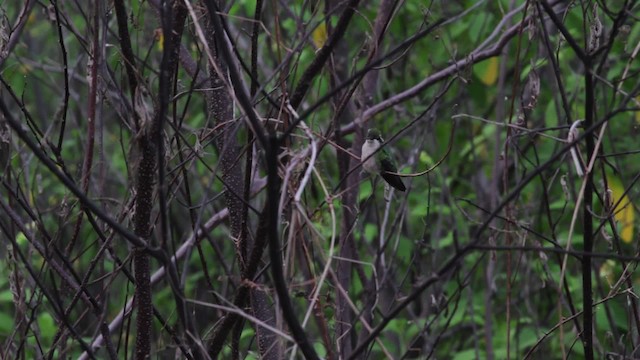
[200,1,318,357]
[207,203,268,357]
[241,0,280,358]
[131,1,191,358]
[112,1,150,356]
[113,0,138,98]
[202,0,246,330]
[200,1,282,357]
[132,136,155,360]
[196,1,273,357]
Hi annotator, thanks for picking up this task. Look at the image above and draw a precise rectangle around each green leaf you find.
[38,312,56,340]
[364,223,378,243]
[453,349,484,360]
[359,180,372,201]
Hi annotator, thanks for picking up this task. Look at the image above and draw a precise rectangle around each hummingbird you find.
[361,128,406,192]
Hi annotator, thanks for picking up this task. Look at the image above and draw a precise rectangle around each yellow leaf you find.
[599,260,616,286]
[19,64,31,74]
[608,175,635,243]
[478,57,499,86]
[312,23,328,49]
[635,96,640,123]
[154,28,164,51]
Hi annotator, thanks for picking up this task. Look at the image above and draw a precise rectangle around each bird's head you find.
[366,128,383,142]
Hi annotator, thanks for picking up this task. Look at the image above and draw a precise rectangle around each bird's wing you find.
[381,171,406,192]
[380,152,406,191]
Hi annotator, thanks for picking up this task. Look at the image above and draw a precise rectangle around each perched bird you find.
[361,128,406,192]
